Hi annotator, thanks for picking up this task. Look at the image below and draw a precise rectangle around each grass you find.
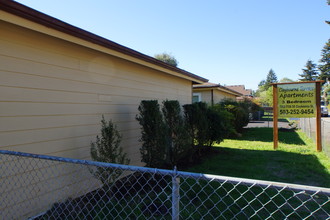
[187,127,330,188]
[42,127,330,219]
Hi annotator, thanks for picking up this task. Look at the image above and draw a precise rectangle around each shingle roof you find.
[193,83,243,96]
[225,85,253,96]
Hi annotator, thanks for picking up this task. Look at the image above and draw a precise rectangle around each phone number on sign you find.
[279,109,314,115]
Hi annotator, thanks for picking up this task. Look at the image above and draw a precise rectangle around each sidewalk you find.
[245,120,290,128]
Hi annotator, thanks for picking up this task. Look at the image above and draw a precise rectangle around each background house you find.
[0,1,207,218]
[225,85,253,101]
[193,82,242,105]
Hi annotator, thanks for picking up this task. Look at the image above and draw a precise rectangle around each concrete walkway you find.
[245,120,290,128]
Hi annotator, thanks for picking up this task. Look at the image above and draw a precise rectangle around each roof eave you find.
[0,1,208,84]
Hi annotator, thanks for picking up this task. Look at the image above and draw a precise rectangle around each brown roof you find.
[193,83,243,96]
[0,1,208,84]
[225,85,253,96]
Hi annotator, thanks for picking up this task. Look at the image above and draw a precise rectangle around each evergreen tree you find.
[265,69,278,87]
[319,39,330,83]
[299,60,318,81]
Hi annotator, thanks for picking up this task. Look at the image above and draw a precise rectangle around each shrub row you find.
[136,99,259,169]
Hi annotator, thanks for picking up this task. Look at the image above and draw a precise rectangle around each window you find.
[192,93,201,103]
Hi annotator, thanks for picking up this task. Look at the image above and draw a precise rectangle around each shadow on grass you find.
[234,127,306,145]
[189,147,330,188]
[260,113,288,122]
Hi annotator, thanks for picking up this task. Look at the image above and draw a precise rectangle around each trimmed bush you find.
[162,100,192,167]
[183,102,209,148]
[183,102,232,151]
[136,100,167,168]
[217,99,249,133]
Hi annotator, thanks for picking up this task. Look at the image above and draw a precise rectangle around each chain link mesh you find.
[1,150,329,219]
[299,117,330,158]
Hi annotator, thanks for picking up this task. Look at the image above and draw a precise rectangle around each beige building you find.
[193,82,242,105]
[0,1,207,218]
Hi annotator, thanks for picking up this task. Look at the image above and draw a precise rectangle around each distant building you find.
[225,85,253,101]
[193,82,243,105]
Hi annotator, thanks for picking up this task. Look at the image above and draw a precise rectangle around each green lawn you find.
[187,127,330,188]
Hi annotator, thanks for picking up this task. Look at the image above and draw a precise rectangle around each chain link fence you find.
[1,150,330,219]
[299,118,330,158]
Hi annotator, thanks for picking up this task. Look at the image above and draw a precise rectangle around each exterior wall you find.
[193,89,237,104]
[213,90,237,103]
[0,20,193,218]
[0,20,192,163]
[198,90,212,103]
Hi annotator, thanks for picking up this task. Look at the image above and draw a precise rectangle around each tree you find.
[279,77,294,83]
[90,116,130,185]
[319,39,330,83]
[255,69,278,98]
[259,87,273,106]
[299,60,318,81]
[154,52,178,67]
[265,69,278,88]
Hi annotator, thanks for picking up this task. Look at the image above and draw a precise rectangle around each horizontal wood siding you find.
[0,20,192,162]
[213,90,237,103]
[0,20,193,218]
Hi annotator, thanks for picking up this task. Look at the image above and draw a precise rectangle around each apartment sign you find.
[277,83,316,118]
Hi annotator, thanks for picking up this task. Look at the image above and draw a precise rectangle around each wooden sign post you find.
[272,81,323,151]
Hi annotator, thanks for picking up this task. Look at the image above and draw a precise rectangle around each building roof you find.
[193,82,243,96]
[0,1,208,84]
[225,85,253,96]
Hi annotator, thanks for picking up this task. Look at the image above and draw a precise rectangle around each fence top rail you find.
[1,149,330,195]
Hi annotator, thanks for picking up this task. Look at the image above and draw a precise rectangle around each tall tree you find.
[154,52,178,67]
[299,60,318,81]
[265,69,278,89]
[319,39,330,83]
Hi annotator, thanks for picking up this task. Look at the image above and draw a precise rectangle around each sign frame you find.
[272,81,323,151]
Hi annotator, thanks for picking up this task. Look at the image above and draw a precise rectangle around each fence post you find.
[172,166,180,220]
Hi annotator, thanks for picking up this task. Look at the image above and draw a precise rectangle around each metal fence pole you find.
[172,166,180,220]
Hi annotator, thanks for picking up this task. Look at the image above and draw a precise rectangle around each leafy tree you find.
[279,77,294,83]
[90,116,130,185]
[259,87,273,106]
[154,52,178,67]
[319,39,330,83]
[299,60,318,81]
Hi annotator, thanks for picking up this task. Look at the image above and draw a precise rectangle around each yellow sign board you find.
[278,83,316,118]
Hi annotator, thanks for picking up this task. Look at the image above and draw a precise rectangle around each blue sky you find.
[15,0,330,91]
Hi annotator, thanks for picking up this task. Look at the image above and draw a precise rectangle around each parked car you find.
[321,105,328,117]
